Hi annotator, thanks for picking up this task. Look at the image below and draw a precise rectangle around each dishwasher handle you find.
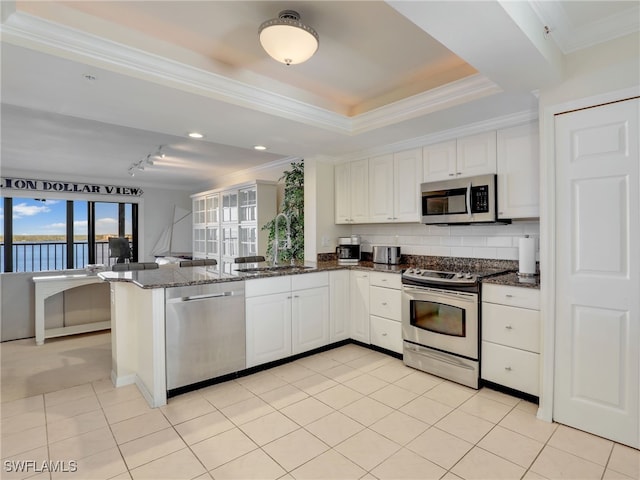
[167,291,236,303]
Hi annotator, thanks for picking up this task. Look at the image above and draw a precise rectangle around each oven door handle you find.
[403,286,477,303]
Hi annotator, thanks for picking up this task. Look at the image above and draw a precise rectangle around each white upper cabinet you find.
[423,140,457,181]
[335,159,369,224]
[367,148,423,223]
[496,122,540,219]
[368,154,394,222]
[423,132,497,182]
[394,149,423,222]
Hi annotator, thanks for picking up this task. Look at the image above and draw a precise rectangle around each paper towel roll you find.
[519,236,536,275]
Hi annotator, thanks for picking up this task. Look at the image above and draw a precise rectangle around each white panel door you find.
[554,98,639,447]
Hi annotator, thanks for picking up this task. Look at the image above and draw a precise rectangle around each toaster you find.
[372,245,401,265]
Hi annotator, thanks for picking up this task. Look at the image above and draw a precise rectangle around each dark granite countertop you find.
[482,271,541,289]
[98,257,540,289]
[98,260,408,289]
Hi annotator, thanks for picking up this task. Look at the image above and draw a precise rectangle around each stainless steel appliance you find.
[165,281,245,393]
[336,235,361,264]
[421,174,508,225]
[372,245,401,265]
[402,268,495,388]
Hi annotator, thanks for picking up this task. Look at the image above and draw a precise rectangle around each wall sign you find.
[0,177,144,197]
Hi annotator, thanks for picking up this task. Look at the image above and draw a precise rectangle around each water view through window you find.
[1,197,135,272]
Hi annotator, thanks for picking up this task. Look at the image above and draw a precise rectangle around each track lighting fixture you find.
[127,145,168,176]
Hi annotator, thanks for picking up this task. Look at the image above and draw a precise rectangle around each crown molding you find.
[196,156,301,191]
[335,109,538,163]
[2,11,502,137]
[351,74,502,135]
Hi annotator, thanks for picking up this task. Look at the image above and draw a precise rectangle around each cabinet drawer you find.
[482,284,540,310]
[369,286,402,321]
[246,276,291,297]
[482,303,540,353]
[481,341,539,396]
[370,315,403,354]
[292,271,329,291]
[369,272,401,289]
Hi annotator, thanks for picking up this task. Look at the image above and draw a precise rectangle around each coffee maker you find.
[336,235,361,264]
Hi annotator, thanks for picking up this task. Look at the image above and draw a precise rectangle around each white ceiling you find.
[1,0,638,191]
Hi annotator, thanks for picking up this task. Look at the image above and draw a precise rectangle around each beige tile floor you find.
[1,333,638,480]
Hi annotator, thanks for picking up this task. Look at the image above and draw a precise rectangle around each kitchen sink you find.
[236,265,313,273]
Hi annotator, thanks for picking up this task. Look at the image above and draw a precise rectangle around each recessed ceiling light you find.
[253,145,267,151]
[188,132,204,139]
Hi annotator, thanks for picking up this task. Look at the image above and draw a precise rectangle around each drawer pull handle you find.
[381,279,387,282]
[382,333,388,336]
[505,366,512,371]
[505,294,514,298]
[505,325,513,330]
[382,302,388,306]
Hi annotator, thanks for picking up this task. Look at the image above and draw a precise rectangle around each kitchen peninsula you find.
[99,261,387,407]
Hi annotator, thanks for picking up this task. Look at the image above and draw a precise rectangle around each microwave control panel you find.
[470,185,490,213]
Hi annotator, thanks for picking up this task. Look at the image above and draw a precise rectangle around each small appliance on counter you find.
[336,235,361,264]
[372,245,401,265]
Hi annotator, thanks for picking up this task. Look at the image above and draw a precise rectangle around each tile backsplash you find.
[351,221,540,261]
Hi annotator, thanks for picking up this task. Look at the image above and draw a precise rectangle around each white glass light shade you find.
[259,11,319,65]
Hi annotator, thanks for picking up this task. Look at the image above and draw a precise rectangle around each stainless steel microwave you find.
[421,174,507,225]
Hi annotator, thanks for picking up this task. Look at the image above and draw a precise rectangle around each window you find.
[1,196,138,272]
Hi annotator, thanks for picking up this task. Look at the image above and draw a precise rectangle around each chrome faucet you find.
[273,213,291,266]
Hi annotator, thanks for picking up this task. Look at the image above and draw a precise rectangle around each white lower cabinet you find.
[246,292,292,367]
[246,272,329,368]
[370,315,403,354]
[329,270,350,342]
[350,271,370,343]
[368,272,403,354]
[292,286,329,355]
[481,284,541,396]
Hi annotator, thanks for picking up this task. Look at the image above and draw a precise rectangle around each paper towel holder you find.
[517,235,538,278]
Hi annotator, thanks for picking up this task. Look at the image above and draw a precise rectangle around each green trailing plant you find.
[263,160,304,263]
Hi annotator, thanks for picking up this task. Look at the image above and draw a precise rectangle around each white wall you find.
[536,31,639,422]
[352,221,539,261]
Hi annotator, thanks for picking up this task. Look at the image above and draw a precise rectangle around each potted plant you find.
[263,160,304,263]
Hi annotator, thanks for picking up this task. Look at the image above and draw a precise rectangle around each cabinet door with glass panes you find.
[192,181,277,263]
[222,191,238,224]
[193,227,206,259]
[193,197,206,226]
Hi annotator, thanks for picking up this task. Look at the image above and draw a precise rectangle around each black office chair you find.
[179,259,218,267]
[112,262,159,271]
[233,256,265,264]
[108,237,132,264]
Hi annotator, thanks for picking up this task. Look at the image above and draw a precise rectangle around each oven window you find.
[410,300,465,337]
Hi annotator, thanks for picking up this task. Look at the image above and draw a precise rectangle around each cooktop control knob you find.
[456,272,463,278]
[465,273,473,279]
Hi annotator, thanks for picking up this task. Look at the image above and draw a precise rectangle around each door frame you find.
[539,86,640,423]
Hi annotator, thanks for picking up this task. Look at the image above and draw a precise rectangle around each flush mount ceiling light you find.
[259,10,319,66]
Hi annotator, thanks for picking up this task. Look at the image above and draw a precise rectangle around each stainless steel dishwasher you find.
[165,281,245,392]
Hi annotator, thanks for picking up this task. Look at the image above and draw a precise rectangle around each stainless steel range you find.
[401,267,503,389]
